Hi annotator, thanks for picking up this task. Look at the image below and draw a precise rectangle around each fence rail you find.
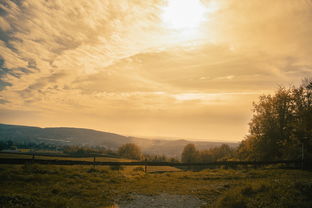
[0,157,307,168]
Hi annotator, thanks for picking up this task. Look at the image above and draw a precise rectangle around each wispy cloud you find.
[0,0,311,140]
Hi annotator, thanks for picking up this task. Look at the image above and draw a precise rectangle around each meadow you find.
[0,159,311,208]
[0,152,132,162]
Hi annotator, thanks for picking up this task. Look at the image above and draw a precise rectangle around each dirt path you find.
[115,193,206,208]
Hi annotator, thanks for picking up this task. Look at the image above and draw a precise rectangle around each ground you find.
[1,163,312,208]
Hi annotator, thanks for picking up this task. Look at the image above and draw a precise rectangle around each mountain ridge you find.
[0,123,238,157]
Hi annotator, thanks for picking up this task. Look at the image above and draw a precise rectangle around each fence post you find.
[30,153,35,165]
[93,156,96,169]
[301,143,304,169]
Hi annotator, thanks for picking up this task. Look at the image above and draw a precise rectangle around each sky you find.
[0,0,312,142]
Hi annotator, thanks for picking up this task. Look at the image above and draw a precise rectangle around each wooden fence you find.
[1,151,310,170]
[0,157,310,169]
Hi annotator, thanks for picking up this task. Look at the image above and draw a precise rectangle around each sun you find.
[162,0,206,31]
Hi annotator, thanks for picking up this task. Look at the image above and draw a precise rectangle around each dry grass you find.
[0,155,311,208]
[0,152,132,162]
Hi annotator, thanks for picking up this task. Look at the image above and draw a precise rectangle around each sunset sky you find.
[0,0,312,141]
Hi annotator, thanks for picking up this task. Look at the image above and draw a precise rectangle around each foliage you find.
[238,79,312,161]
[199,144,236,162]
[181,143,236,163]
[0,140,59,151]
[118,143,142,160]
[181,144,199,163]
[0,140,117,157]
[143,153,179,162]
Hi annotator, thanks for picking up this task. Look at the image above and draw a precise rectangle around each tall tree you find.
[181,144,199,163]
[238,79,312,161]
[118,143,142,160]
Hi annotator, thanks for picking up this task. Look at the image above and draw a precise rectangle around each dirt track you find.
[116,193,205,208]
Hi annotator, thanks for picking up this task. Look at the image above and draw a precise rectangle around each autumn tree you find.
[238,79,312,161]
[181,144,199,163]
[118,143,142,160]
[199,144,235,162]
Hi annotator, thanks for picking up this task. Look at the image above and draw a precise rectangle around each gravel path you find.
[115,193,206,208]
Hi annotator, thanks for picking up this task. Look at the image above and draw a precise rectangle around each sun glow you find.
[162,0,206,31]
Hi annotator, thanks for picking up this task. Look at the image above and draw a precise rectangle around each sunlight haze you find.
[0,0,311,141]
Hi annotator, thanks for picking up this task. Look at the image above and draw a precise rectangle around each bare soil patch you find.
[116,193,206,208]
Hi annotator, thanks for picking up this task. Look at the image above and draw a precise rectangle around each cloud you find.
[18,72,67,99]
[0,0,165,106]
[0,98,9,104]
[0,0,311,140]
[0,80,11,90]
[205,0,312,56]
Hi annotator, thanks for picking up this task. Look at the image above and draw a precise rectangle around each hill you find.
[0,124,238,157]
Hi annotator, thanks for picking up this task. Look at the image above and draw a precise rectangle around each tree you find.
[118,143,142,160]
[181,144,199,163]
[213,144,235,161]
[199,150,214,163]
[238,79,312,161]
[143,154,173,162]
[199,144,235,162]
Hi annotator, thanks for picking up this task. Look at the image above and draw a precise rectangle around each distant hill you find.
[0,124,238,157]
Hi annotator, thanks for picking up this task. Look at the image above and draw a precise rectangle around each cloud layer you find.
[0,0,312,141]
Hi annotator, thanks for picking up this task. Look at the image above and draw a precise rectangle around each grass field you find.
[0,152,181,173]
[0,152,132,162]
[0,162,311,208]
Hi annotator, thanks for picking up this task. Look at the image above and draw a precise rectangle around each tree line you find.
[117,143,179,162]
[0,141,60,151]
[238,78,312,161]
[181,78,312,163]
[181,143,236,163]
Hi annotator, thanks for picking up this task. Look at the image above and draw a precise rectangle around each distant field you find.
[0,163,311,208]
[0,152,131,162]
[0,152,181,173]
